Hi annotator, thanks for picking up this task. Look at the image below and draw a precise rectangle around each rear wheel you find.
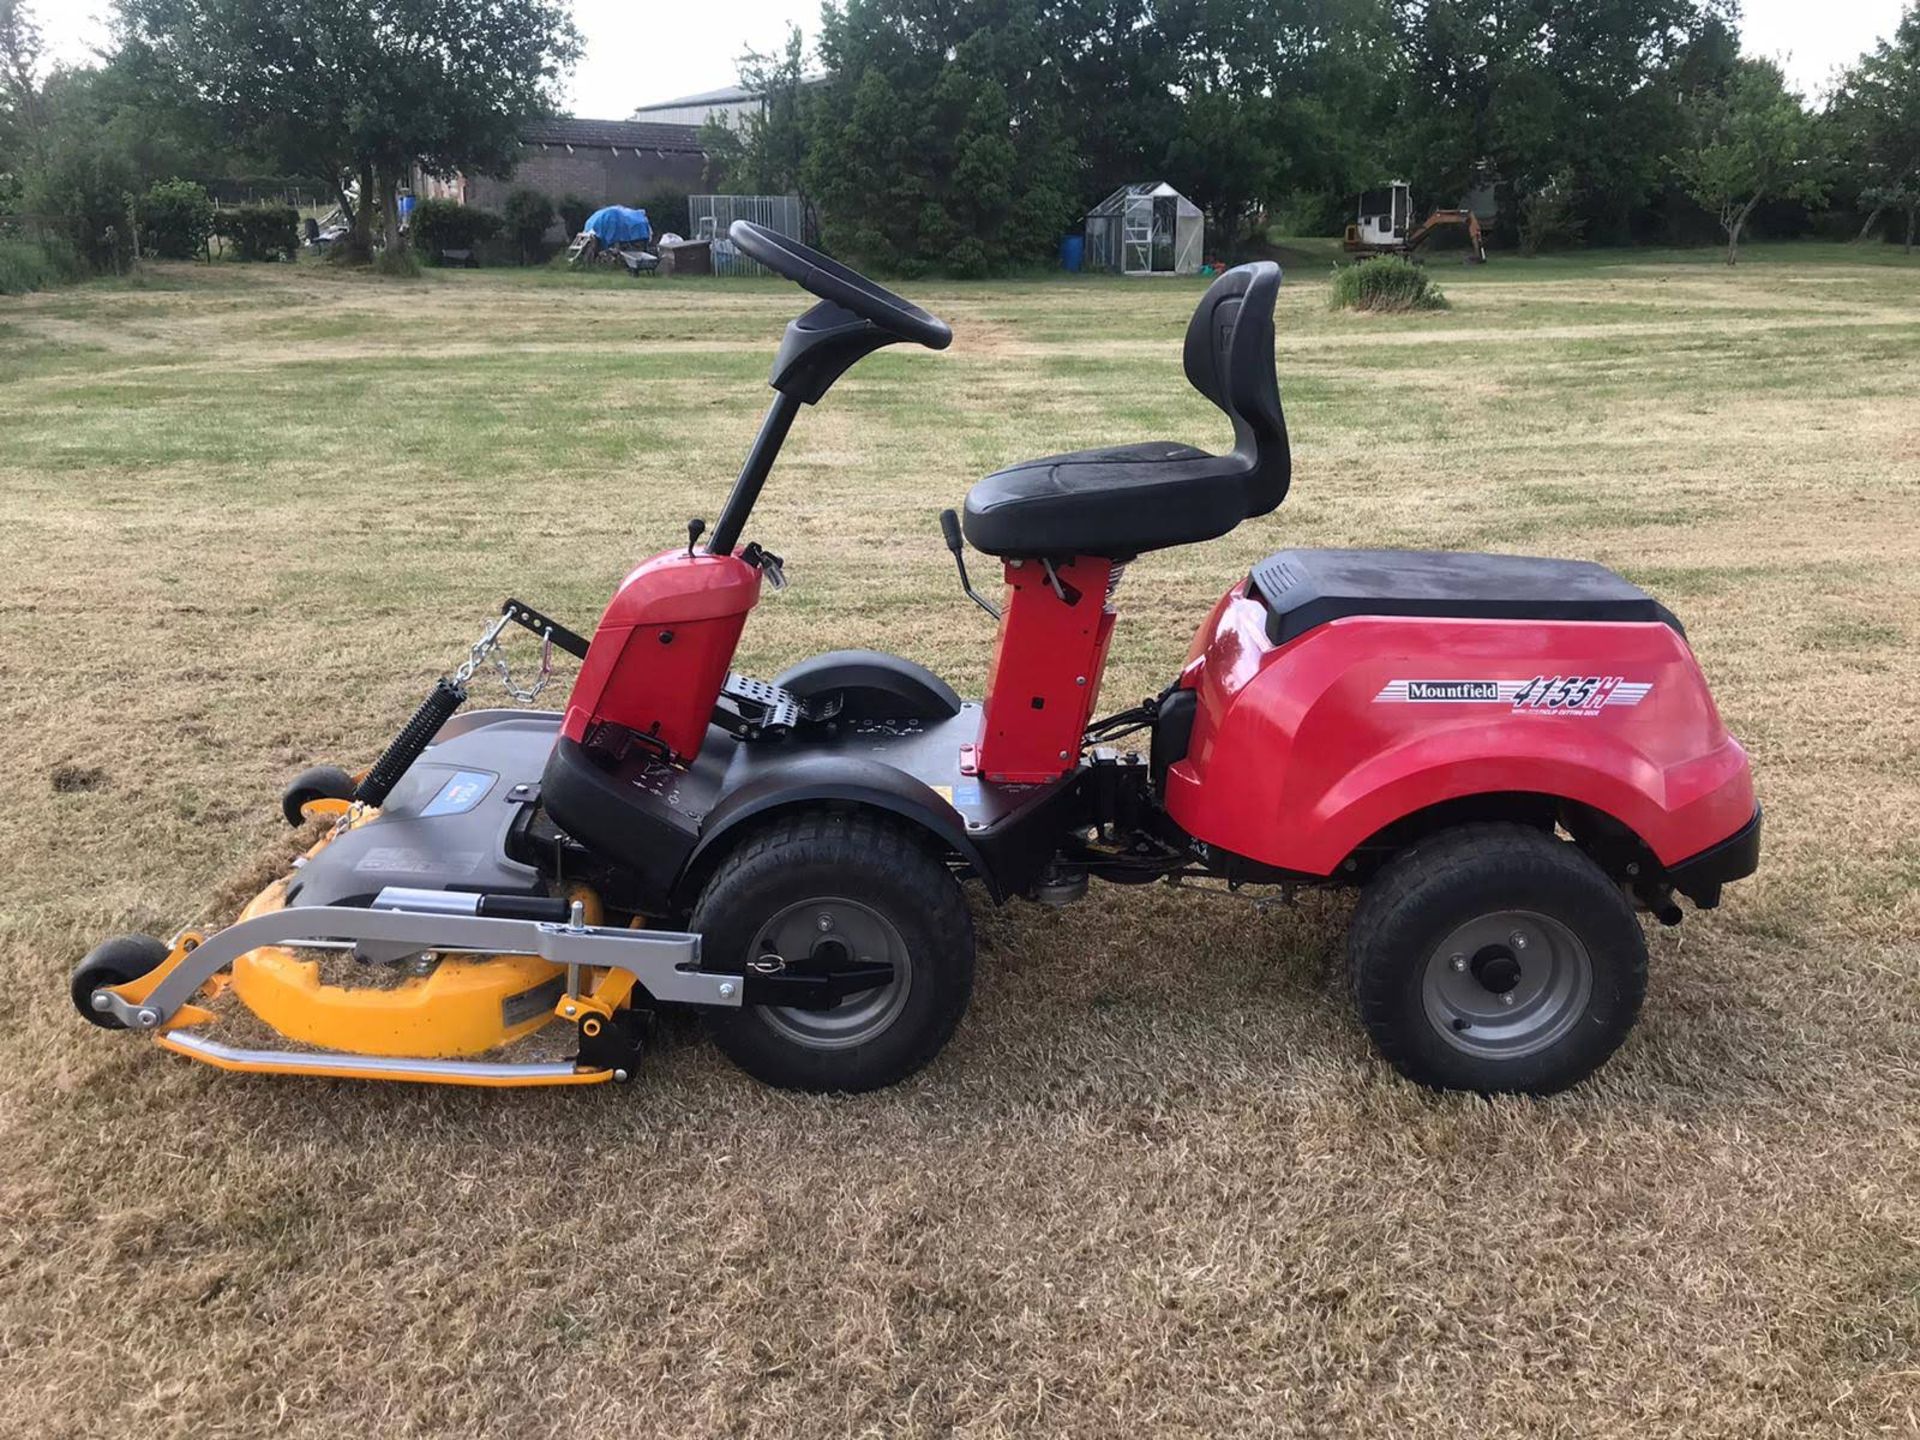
[690,810,974,1092]
[70,934,171,1029]
[1348,824,1647,1095]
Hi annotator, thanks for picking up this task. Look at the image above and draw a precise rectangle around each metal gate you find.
[689,194,807,277]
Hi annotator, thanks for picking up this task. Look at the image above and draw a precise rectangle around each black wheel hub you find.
[1470,945,1523,994]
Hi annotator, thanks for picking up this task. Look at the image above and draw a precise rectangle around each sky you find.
[32,0,1914,118]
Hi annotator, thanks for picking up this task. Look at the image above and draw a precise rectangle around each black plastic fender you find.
[773,649,962,722]
[677,752,999,904]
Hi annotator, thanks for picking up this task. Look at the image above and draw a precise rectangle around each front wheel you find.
[690,810,975,1093]
[1348,824,1647,1095]
[70,934,171,1029]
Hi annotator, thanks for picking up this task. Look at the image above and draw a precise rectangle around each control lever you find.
[939,508,1001,621]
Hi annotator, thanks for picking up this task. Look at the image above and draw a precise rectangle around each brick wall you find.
[464,147,710,238]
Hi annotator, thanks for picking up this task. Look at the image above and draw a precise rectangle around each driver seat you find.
[962,262,1290,559]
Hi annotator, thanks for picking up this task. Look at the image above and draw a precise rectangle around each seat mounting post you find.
[971,556,1116,784]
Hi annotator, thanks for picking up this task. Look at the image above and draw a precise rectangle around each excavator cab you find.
[1348,182,1414,249]
[1345,181,1488,264]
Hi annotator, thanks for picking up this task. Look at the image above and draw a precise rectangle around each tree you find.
[114,0,580,262]
[806,0,1078,273]
[1831,5,1920,251]
[1670,57,1825,263]
[0,0,43,165]
[1390,0,1738,244]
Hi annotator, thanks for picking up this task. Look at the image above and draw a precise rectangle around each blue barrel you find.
[1059,234,1084,272]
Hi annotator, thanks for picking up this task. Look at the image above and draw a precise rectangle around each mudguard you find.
[1166,590,1756,878]
[678,752,993,902]
[773,649,963,721]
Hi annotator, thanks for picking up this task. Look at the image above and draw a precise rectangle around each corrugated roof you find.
[521,117,707,153]
[633,84,758,112]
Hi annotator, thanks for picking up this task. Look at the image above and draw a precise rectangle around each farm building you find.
[632,78,828,130]
[415,118,709,238]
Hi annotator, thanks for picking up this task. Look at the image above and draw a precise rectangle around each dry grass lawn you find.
[2,242,1917,1437]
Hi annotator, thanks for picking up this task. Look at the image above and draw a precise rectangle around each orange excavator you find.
[1344,181,1487,263]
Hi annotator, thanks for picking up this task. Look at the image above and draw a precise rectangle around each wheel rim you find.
[748,897,912,1050]
[1420,909,1593,1059]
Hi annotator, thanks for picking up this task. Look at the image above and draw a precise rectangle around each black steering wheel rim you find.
[727,220,952,351]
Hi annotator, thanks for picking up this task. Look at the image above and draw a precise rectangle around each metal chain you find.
[449,611,556,703]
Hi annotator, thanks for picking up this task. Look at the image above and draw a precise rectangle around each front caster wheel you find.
[1348,824,1648,1095]
[690,811,974,1093]
[280,764,356,827]
[70,934,171,1029]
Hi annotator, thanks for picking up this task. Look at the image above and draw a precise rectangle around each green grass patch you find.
[1330,256,1449,313]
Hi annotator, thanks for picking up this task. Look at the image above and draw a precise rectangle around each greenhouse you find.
[1082,183,1205,276]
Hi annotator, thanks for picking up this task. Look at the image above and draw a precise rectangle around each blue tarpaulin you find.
[582,206,651,245]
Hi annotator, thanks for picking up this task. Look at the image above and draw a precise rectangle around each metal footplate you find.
[91,905,728,1034]
[714,672,841,738]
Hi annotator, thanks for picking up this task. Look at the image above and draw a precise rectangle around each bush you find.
[558,193,594,237]
[216,204,299,261]
[502,187,553,263]
[1518,172,1585,256]
[373,245,423,278]
[1330,256,1449,313]
[0,236,83,294]
[410,199,502,261]
[635,186,688,238]
[139,178,214,260]
[25,139,139,272]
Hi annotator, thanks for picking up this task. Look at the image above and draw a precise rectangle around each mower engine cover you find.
[1166,550,1756,884]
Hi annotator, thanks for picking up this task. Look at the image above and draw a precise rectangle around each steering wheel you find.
[728,220,952,351]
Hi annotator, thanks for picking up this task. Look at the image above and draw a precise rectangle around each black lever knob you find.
[687,516,707,555]
[938,507,1001,622]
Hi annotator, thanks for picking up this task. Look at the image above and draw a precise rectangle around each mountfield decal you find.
[1374,676,1652,714]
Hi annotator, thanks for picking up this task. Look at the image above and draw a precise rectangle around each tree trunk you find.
[1854,203,1884,243]
[1906,201,1916,256]
[347,160,374,262]
[380,168,402,256]
[1726,195,1759,266]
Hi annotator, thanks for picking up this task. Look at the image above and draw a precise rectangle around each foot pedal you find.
[715,673,841,739]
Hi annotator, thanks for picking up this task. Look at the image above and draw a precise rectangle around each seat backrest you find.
[1182,261,1291,517]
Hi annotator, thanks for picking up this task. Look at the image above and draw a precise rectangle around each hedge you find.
[216,204,299,261]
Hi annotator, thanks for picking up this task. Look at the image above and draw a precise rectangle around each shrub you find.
[139,178,215,260]
[635,186,688,238]
[410,199,502,260]
[501,187,553,263]
[558,193,594,237]
[1330,256,1449,313]
[1519,172,1585,256]
[373,245,423,278]
[216,204,299,261]
[0,236,83,294]
[24,139,139,272]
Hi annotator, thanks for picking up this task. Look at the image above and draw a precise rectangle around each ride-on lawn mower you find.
[73,222,1760,1096]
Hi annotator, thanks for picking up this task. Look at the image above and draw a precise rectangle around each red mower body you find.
[562,549,762,762]
[1165,581,1755,878]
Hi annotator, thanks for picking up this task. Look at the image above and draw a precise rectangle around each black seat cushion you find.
[961,262,1290,560]
[1248,548,1682,646]
[961,441,1254,559]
